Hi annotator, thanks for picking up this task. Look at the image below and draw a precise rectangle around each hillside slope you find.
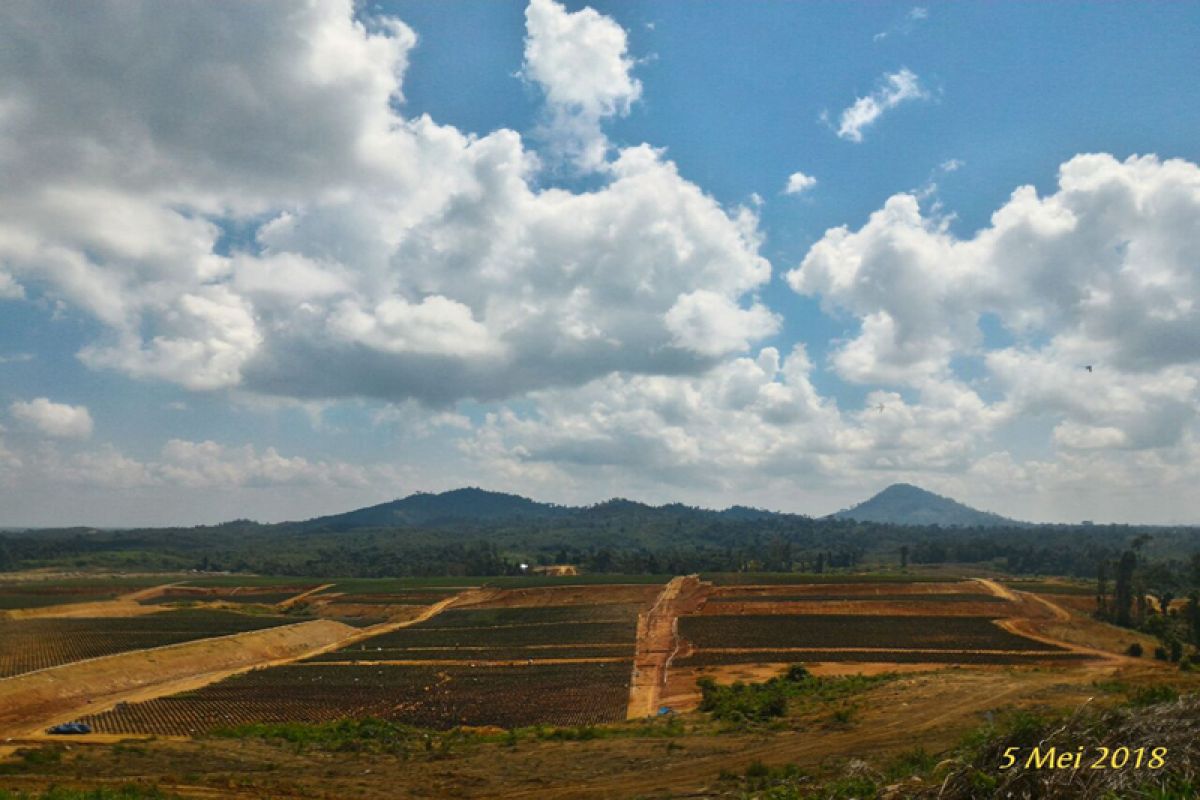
[832,483,1021,528]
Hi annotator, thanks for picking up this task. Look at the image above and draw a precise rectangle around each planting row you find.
[678,614,1064,652]
[678,650,1093,667]
[313,620,637,659]
[306,643,633,663]
[81,661,633,734]
[706,593,1006,604]
[0,610,297,678]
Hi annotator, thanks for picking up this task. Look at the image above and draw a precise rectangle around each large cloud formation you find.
[0,0,773,405]
[466,153,1200,521]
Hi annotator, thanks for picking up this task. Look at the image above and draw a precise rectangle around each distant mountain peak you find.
[298,487,564,530]
[832,483,1020,528]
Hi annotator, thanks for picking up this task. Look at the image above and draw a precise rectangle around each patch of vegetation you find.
[214,713,688,758]
[697,665,892,726]
[0,787,176,800]
[933,694,1200,799]
[213,718,457,757]
[717,760,882,799]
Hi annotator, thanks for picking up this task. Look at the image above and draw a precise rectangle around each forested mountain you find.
[297,487,570,530]
[831,483,1022,528]
[1,486,1197,582]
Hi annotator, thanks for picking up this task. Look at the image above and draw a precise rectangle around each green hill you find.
[831,483,1022,528]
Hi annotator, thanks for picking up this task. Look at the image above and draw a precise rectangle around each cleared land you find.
[3,572,1196,800]
[81,661,633,734]
[69,587,649,737]
[678,613,1059,651]
[0,610,298,679]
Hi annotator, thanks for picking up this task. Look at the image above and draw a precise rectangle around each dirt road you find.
[626,575,709,719]
[0,590,476,739]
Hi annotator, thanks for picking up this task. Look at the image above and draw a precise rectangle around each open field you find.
[0,611,299,679]
[80,661,633,734]
[678,614,1059,651]
[701,572,948,585]
[1,570,1195,799]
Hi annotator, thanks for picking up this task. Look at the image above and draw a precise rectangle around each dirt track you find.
[502,665,1120,800]
[626,575,709,719]
[0,590,477,740]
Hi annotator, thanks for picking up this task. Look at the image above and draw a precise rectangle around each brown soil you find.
[0,599,166,620]
[0,582,186,620]
[626,575,711,719]
[291,657,630,667]
[0,620,357,738]
[0,591,477,740]
[709,580,980,597]
[698,599,1012,616]
[457,584,662,609]
[276,584,334,609]
[5,661,1158,799]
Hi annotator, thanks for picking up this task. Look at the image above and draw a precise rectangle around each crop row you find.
[418,604,643,628]
[0,610,297,678]
[678,614,1064,652]
[677,650,1093,667]
[307,643,634,662]
[82,662,633,734]
[142,590,305,606]
[316,619,637,656]
[707,593,1006,604]
[329,590,461,605]
[703,573,946,585]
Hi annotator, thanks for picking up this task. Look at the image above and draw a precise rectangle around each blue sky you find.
[1,1,1198,526]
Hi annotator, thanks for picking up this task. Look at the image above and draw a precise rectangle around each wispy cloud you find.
[874,6,929,42]
[833,68,929,142]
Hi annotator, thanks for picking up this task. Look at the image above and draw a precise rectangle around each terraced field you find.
[311,603,642,662]
[0,577,167,610]
[706,592,1004,603]
[678,650,1091,666]
[82,660,633,734]
[0,610,299,678]
[139,589,311,606]
[679,614,1057,651]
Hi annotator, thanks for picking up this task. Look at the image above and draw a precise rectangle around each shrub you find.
[1128,684,1178,707]
[1154,646,1169,661]
[1127,642,1143,657]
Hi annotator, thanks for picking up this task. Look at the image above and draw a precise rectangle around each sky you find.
[1,0,1199,527]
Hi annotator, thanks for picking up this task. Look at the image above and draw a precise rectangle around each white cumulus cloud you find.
[10,398,94,439]
[783,171,818,195]
[0,0,773,406]
[522,0,642,172]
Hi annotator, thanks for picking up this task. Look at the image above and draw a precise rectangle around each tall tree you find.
[1114,549,1137,627]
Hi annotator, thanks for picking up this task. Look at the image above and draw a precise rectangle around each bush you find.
[1127,684,1178,707]
[1127,642,1143,657]
[1155,646,1169,661]
[697,666,892,726]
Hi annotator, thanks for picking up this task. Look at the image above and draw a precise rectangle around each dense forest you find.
[2,489,1199,593]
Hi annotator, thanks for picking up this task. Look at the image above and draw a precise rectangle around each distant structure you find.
[531,564,579,576]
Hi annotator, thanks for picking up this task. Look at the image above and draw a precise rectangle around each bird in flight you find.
[1083,365,1093,373]
[875,403,886,413]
